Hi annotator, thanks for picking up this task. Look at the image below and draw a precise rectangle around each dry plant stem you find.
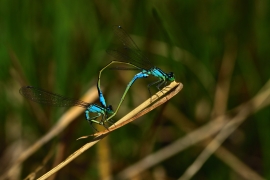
[0,86,99,180]
[48,142,66,180]
[23,149,54,180]
[182,35,260,179]
[166,104,264,180]
[78,81,182,139]
[215,146,265,180]
[178,107,265,180]
[38,139,101,180]
[179,79,270,180]
[97,137,112,180]
[116,117,228,179]
[117,79,270,180]
[212,35,237,117]
[37,81,182,180]
[179,36,263,180]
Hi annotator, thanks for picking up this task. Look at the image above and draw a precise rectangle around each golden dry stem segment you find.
[37,81,183,180]
[78,81,182,139]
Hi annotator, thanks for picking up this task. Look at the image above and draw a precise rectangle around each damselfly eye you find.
[108,105,113,111]
[168,72,175,80]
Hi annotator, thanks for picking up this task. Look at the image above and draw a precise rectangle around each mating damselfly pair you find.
[20,26,175,131]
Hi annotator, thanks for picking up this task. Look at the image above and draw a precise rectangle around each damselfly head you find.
[107,105,114,114]
[167,72,175,81]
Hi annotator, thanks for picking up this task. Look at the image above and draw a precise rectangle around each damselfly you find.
[98,25,175,121]
[19,86,114,131]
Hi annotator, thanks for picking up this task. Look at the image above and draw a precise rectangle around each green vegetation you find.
[0,0,270,179]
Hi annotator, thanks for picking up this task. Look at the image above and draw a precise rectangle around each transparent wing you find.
[113,25,140,50]
[109,25,153,69]
[19,86,90,108]
[106,48,152,70]
[106,49,145,70]
[109,66,141,71]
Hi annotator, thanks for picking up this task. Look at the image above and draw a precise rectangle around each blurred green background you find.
[1,0,270,179]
